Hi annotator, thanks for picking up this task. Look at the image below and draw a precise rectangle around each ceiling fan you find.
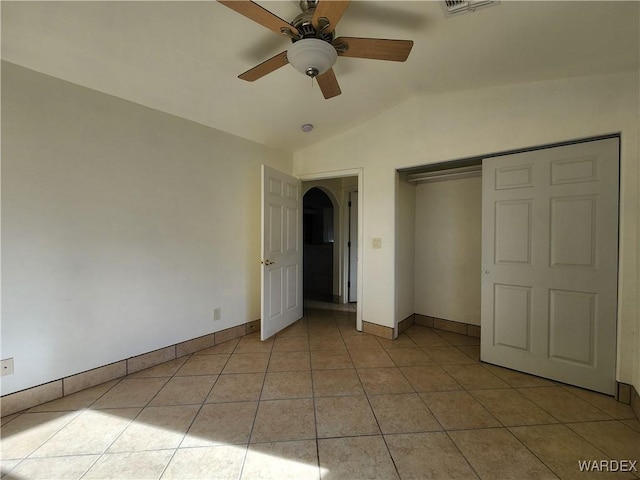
[218,0,414,99]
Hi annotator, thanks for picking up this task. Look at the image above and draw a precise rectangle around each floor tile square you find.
[83,449,174,479]
[518,387,612,423]
[449,428,557,479]
[127,357,188,378]
[343,335,382,350]
[310,350,353,370]
[510,423,630,480]
[437,331,481,346]
[272,336,311,353]
[470,389,558,426]
[108,404,199,452]
[241,440,320,480]
[562,386,636,420]
[385,348,436,367]
[369,393,441,434]
[194,338,239,355]
[348,349,395,368]
[424,346,477,365]
[318,435,399,480]
[377,334,419,349]
[566,421,640,462]
[420,391,500,430]
[261,371,313,400]
[235,337,274,354]
[175,354,229,376]
[149,375,217,406]
[30,408,140,457]
[312,369,363,397]
[251,399,315,443]
[276,321,309,338]
[442,364,510,390]
[482,364,558,388]
[386,432,478,479]
[0,411,79,460]
[400,366,462,392]
[182,402,257,447]
[6,455,98,480]
[314,395,379,438]
[91,378,168,409]
[356,367,414,395]
[309,336,346,351]
[268,351,311,372]
[222,353,270,374]
[205,373,265,403]
[456,345,480,362]
[161,445,246,479]
[408,334,451,347]
[28,381,118,413]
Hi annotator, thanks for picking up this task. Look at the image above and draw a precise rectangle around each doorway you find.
[299,171,363,331]
[303,187,334,302]
[399,135,620,394]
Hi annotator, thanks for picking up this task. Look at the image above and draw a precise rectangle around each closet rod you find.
[406,165,482,183]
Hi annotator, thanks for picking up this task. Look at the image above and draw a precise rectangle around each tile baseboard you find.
[0,320,259,417]
[415,314,481,338]
[362,321,394,340]
[631,385,640,421]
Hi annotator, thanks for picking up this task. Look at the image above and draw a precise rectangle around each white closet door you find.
[481,138,619,394]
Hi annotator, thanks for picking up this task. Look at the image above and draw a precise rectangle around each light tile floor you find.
[1,305,639,480]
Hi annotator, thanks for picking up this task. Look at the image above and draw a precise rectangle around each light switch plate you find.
[372,237,382,249]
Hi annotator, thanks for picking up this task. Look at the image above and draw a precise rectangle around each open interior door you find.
[481,138,619,394]
[261,165,303,340]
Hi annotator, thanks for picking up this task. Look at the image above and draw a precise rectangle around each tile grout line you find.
[306,308,323,480]
[153,342,237,479]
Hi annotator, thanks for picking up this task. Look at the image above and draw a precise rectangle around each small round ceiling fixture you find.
[301,123,314,133]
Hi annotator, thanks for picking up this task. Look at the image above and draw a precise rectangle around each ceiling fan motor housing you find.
[291,8,334,43]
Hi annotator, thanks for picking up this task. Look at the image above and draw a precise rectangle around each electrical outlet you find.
[213,308,221,321]
[1,358,14,376]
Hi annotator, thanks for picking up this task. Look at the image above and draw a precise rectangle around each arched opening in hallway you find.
[303,187,335,302]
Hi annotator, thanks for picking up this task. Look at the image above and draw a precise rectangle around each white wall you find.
[293,71,639,390]
[414,176,482,325]
[1,63,292,395]
[395,176,415,324]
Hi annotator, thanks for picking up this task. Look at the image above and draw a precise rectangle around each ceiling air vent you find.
[443,0,499,16]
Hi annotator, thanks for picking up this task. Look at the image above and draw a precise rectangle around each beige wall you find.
[1,63,292,395]
[395,176,415,324]
[414,176,482,326]
[293,71,640,390]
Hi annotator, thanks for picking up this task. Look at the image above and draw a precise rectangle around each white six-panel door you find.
[261,165,303,340]
[481,138,619,394]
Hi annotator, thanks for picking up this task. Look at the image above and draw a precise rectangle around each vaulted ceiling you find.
[2,1,638,152]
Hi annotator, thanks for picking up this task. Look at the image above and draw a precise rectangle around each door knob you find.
[261,259,274,266]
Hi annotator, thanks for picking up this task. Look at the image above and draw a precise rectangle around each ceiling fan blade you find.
[239,51,289,82]
[218,1,299,37]
[334,37,413,62]
[316,68,341,99]
[312,0,350,33]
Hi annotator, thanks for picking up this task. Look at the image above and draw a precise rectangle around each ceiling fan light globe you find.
[287,38,337,78]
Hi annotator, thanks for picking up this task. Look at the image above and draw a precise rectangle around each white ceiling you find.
[2,1,638,152]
